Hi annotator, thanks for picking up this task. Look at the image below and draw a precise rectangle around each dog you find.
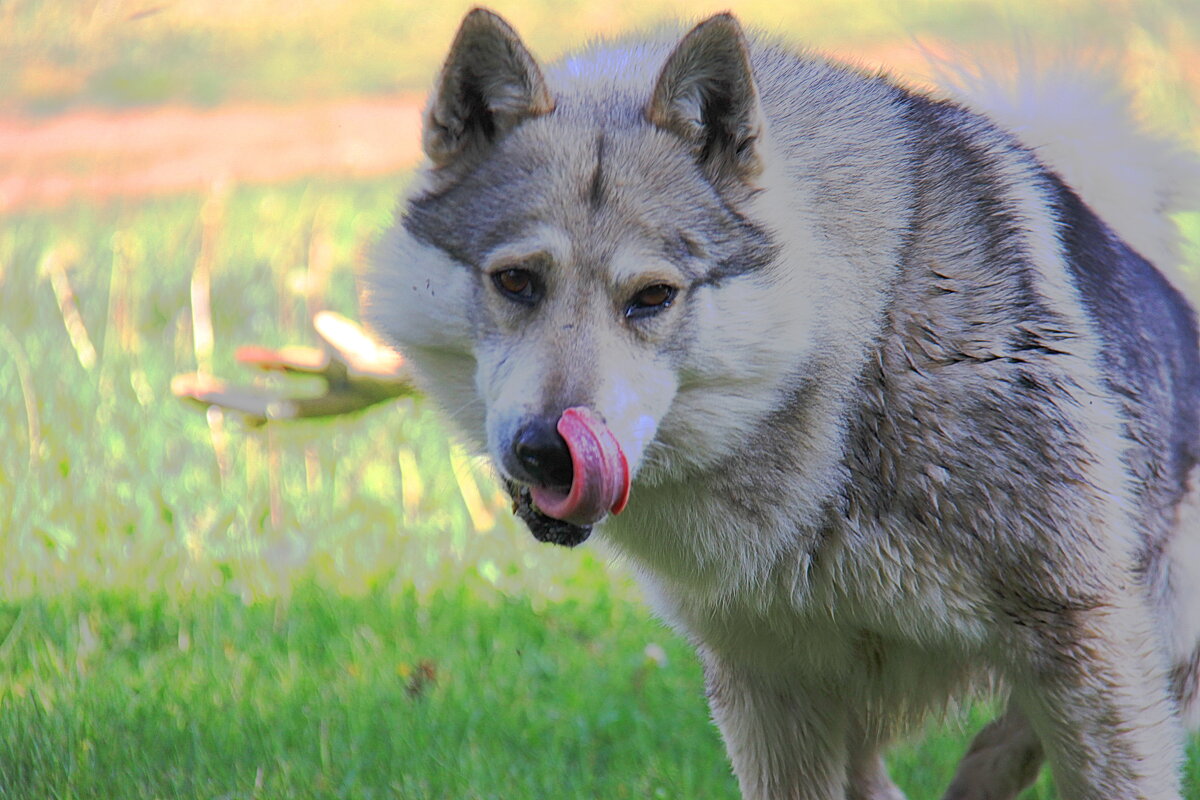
[363,8,1200,798]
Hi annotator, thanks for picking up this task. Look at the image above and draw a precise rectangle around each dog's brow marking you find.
[588,133,606,211]
[679,234,704,260]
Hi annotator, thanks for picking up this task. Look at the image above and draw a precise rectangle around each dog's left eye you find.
[626,284,677,319]
[492,268,539,304]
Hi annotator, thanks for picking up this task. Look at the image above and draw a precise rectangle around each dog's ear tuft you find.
[647,14,765,186]
[424,8,555,168]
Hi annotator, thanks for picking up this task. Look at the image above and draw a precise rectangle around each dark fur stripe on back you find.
[1050,175,1200,495]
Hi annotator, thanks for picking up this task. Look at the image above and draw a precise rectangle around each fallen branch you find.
[172,310,418,425]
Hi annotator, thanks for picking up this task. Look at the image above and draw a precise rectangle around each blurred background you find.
[1,1,1197,797]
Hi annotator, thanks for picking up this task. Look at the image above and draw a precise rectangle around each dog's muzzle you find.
[504,407,631,543]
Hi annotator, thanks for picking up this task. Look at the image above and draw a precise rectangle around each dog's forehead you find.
[405,115,726,276]
[523,118,711,225]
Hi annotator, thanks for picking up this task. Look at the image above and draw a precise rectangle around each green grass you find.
[0,587,735,799]
[0,588,1194,798]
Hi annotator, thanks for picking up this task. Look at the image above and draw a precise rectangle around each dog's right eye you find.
[492,268,539,304]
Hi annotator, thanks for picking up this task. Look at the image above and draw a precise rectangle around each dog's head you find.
[365,9,799,545]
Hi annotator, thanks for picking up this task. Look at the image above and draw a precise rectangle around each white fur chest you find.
[601,487,991,673]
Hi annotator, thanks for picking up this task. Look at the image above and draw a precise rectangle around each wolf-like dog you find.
[364,9,1200,799]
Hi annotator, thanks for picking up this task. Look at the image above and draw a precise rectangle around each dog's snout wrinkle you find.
[514,418,574,489]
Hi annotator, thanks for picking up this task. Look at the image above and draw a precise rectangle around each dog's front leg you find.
[1000,596,1185,800]
[703,654,849,800]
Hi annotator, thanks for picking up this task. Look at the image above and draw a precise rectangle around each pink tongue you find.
[529,407,631,526]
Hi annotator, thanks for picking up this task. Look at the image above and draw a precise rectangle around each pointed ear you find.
[424,8,555,168]
[647,14,765,185]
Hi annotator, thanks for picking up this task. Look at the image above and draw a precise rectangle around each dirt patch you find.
[2,39,1194,214]
[0,42,957,215]
[0,94,426,213]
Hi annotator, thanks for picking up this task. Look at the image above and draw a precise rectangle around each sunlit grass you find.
[3,0,1197,116]
[0,179,636,605]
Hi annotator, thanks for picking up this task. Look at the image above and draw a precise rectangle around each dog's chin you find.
[506,482,592,547]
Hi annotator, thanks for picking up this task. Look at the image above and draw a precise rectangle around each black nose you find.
[513,418,574,489]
